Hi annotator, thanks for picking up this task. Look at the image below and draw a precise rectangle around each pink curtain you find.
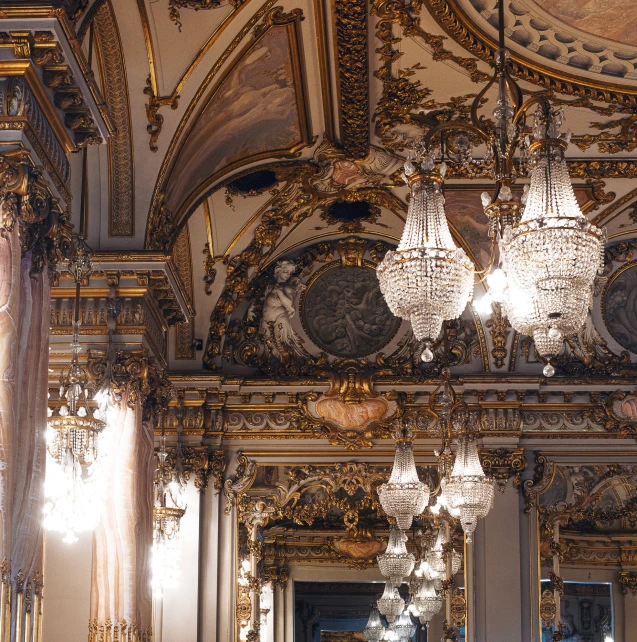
[0,228,20,566]
[91,393,154,638]
[11,252,50,582]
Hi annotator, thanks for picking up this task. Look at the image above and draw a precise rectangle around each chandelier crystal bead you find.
[377,169,475,352]
[377,582,405,624]
[378,431,429,530]
[442,432,495,541]
[378,525,415,585]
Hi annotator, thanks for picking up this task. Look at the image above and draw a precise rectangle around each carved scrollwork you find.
[540,589,557,629]
[479,448,527,491]
[619,571,637,596]
[224,453,258,514]
[0,149,73,272]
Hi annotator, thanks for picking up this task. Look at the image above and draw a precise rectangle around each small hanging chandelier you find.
[363,608,385,642]
[44,238,106,544]
[412,578,443,626]
[391,609,416,641]
[442,420,495,542]
[152,433,187,594]
[378,424,429,530]
[377,161,475,362]
[377,581,405,624]
[378,525,415,586]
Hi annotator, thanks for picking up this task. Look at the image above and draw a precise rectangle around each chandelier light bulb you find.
[378,432,429,530]
[420,344,434,363]
[543,362,555,378]
[377,166,474,345]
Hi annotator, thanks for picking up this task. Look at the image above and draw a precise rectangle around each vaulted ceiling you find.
[76,0,637,374]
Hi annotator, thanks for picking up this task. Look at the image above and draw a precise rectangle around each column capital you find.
[0,149,73,272]
[479,448,528,491]
[620,571,637,596]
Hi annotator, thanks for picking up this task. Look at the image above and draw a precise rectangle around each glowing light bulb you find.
[474,293,493,315]
[486,268,507,302]
[543,363,555,377]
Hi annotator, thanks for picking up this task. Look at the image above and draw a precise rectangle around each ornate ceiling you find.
[34,0,637,396]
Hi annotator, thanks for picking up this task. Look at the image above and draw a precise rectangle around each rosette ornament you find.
[377,163,475,362]
[378,525,415,585]
[378,430,429,530]
[442,431,495,541]
[377,581,405,624]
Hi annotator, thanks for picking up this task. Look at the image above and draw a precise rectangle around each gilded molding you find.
[173,226,195,359]
[485,302,509,369]
[619,571,637,597]
[93,0,135,237]
[0,30,105,147]
[479,448,527,491]
[168,0,246,31]
[334,0,369,159]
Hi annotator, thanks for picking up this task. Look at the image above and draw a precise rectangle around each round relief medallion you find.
[603,262,637,354]
[301,263,401,358]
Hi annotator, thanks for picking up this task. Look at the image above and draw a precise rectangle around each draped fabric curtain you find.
[90,393,154,641]
[11,252,50,584]
[0,228,20,571]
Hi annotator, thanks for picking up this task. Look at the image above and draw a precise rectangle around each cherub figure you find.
[260,260,307,363]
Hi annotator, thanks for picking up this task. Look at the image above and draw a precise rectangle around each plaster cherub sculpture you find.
[260,260,307,363]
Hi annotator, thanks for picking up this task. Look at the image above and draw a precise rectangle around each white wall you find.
[159,478,201,642]
[42,530,92,641]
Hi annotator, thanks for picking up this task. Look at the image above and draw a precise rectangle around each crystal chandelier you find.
[412,578,443,626]
[378,425,429,530]
[44,238,106,544]
[152,435,186,594]
[377,581,405,624]
[394,0,606,376]
[498,107,605,375]
[391,609,416,641]
[377,163,475,362]
[363,608,385,642]
[378,525,415,586]
[442,426,495,542]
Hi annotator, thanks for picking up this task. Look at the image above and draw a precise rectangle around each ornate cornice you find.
[0,148,72,272]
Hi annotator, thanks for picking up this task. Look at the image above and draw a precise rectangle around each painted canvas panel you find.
[533,0,637,47]
[165,25,305,214]
[444,187,596,271]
